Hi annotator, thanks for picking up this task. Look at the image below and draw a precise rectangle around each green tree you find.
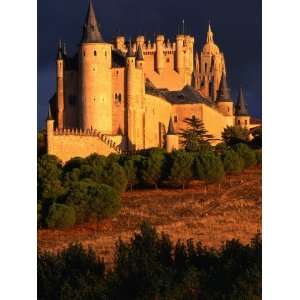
[249,127,262,149]
[180,116,214,151]
[37,130,47,157]
[193,150,225,183]
[120,155,143,191]
[37,154,65,201]
[222,125,249,146]
[87,184,121,232]
[255,149,262,166]
[168,150,194,189]
[222,149,245,173]
[234,143,257,168]
[46,203,76,229]
[140,149,166,189]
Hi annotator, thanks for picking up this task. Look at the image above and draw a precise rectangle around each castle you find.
[46,0,260,162]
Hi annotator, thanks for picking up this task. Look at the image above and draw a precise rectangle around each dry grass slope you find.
[38,167,261,268]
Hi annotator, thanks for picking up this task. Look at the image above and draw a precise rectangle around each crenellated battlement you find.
[53,128,122,153]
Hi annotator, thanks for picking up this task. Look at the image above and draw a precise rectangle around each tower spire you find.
[81,0,104,43]
[206,22,214,43]
[167,117,175,134]
[235,87,249,116]
[56,40,63,60]
[47,104,53,121]
[136,44,144,61]
[127,39,135,57]
[216,71,232,102]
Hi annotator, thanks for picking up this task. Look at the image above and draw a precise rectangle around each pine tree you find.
[180,116,214,151]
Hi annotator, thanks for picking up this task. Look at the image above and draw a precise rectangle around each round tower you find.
[56,40,64,129]
[176,34,185,74]
[79,0,112,133]
[166,117,179,152]
[235,88,250,127]
[155,35,165,74]
[216,72,233,116]
[46,104,55,154]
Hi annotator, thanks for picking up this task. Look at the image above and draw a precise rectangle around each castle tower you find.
[156,35,165,74]
[79,0,113,132]
[235,87,250,127]
[135,45,144,69]
[56,40,64,129]
[46,104,55,154]
[166,117,179,153]
[176,34,185,74]
[126,42,145,150]
[197,23,226,101]
[216,71,234,116]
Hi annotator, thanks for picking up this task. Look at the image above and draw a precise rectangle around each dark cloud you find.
[38,0,261,128]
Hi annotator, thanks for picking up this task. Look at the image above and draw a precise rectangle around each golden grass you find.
[38,167,261,268]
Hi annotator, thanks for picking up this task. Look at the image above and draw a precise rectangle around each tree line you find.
[38,222,261,300]
[38,119,262,229]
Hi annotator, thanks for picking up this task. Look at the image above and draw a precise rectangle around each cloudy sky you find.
[38,0,261,128]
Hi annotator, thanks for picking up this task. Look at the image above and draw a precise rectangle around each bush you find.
[168,150,194,189]
[222,125,249,146]
[193,150,225,183]
[140,149,166,188]
[222,149,245,173]
[234,143,257,168]
[38,154,65,201]
[46,203,76,229]
[87,183,121,230]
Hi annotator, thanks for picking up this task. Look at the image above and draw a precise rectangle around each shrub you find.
[140,149,166,188]
[222,125,249,146]
[193,151,225,183]
[234,143,257,168]
[87,183,121,230]
[222,149,245,173]
[46,203,76,229]
[168,150,194,189]
[38,154,65,201]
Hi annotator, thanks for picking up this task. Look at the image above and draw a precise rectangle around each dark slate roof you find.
[81,0,104,43]
[216,72,232,102]
[136,45,144,61]
[167,117,175,134]
[235,88,249,116]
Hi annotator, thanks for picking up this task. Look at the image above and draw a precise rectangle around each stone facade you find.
[46,0,260,162]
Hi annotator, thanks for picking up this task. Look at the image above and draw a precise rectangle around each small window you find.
[166,58,170,63]
[227,107,230,112]
[205,63,207,73]
[83,51,85,57]
[94,50,97,56]
[174,116,178,123]
[238,120,241,125]
[245,120,248,125]
[105,51,107,57]
[115,93,118,100]
[118,93,122,103]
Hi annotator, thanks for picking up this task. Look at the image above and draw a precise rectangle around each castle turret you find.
[156,35,165,74]
[136,35,145,48]
[235,87,250,127]
[116,36,125,51]
[216,72,233,116]
[56,40,64,129]
[46,104,55,154]
[135,45,144,69]
[166,117,179,152]
[79,0,112,133]
[126,41,145,150]
[176,34,185,74]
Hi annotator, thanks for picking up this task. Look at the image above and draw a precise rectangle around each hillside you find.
[38,166,261,268]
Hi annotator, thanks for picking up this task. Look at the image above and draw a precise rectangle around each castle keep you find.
[46,0,260,162]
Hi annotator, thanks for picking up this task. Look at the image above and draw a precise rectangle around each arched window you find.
[115,93,118,100]
[105,51,107,57]
[94,50,97,56]
[118,93,122,103]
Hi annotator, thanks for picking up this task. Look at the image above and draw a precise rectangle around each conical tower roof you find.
[216,71,232,102]
[56,40,63,60]
[47,104,53,121]
[81,0,104,43]
[126,40,135,57]
[206,23,214,43]
[136,45,144,61]
[235,87,249,116]
[167,117,175,134]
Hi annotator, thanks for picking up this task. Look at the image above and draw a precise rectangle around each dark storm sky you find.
[38,0,261,128]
